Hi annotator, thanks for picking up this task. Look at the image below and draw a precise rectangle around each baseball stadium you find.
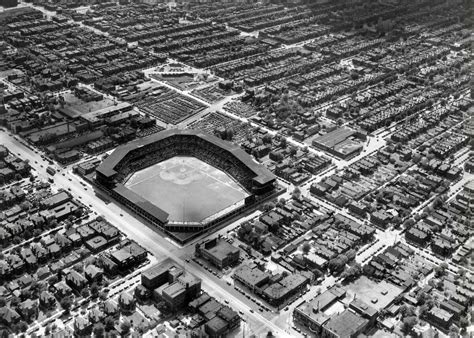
[95,129,277,244]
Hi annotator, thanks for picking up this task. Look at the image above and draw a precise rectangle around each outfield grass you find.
[125,156,249,223]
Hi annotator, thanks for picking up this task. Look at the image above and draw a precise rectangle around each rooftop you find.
[206,316,228,333]
[205,240,239,260]
[234,265,269,287]
[323,309,368,337]
[163,282,186,298]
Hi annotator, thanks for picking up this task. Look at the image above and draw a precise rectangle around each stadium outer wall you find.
[94,129,280,244]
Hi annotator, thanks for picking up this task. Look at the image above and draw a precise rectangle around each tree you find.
[224,127,234,141]
[311,268,324,279]
[105,317,115,331]
[81,288,90,299]
[29,281,41,298]
[400,305,416,318]
[419,304,429,318]
[341,263,362,281]
[392,216,401,225]
[19,201,30,211]
[60,296,73,312]
[120,320,131,335]
[289,147,297,157]
[435,263,448,278]
[93,323,105,338]
[74,264,84,273]
[0,297,5,307]
[90,283,99,298]
[48,275,59,286]
[23,229,32,240]
[17,321,28,333]
[10,296,20,307]
[328,257,346,274]
[339,254,348,265]
[403,218,415,228]
[262,202,275,212]
[99,291,108,301]
[417,292,431,306]
[49,219,59,229]
[350,70,359,80]
[345,249,357,261]
[302,243,311,255]
[402,316,417,334]
[262,134,272,144]
[292,186,301,199]
[459,316,469,331]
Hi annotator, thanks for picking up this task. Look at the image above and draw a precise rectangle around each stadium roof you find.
[113,184,169,223]
[96,129,275,185]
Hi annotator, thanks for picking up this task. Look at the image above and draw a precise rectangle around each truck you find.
[46,166,56,176]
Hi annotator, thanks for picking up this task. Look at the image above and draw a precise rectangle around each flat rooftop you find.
[205,240,239,260]
[343,276,403,310]
[324,309,368,337]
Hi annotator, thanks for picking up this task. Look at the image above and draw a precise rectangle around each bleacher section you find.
[95,129,277,243]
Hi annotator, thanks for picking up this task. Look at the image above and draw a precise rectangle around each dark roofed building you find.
[217,306,240,330]
[85,236,109,253]
[426,307,453,330]
[195,237,240,270]
[233,265,270,291]
[41,191,71,209]
[110,241,147,270]
[262,273,309,306]
[205,316,228,337]
[322,309,368,338]
[141,260,177,290]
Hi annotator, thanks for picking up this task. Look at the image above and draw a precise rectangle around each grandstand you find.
[96,129,277,243]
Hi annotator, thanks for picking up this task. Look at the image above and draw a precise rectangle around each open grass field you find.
[125,156,249,223]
